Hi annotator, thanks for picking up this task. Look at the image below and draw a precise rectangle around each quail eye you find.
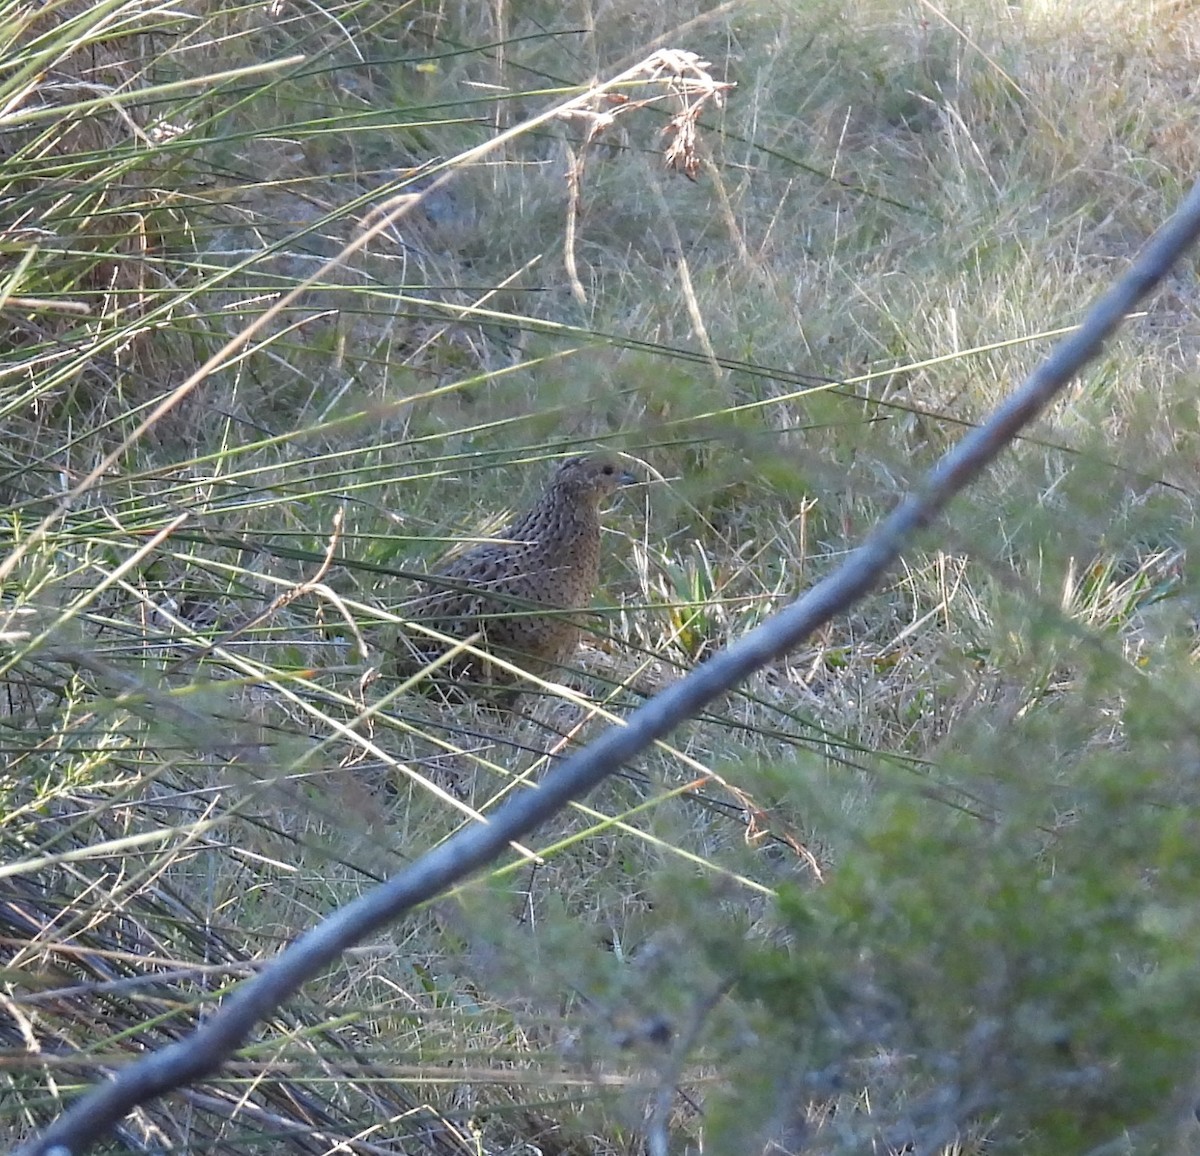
[602,465,615,475]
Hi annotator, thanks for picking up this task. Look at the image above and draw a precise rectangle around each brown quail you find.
[396,453,634,699]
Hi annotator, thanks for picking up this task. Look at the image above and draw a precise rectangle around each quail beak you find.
[618,468,638,487]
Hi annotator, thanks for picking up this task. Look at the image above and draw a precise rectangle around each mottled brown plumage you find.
[397,453,633,698]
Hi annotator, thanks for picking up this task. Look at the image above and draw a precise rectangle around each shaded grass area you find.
[4,0,1200,1152]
